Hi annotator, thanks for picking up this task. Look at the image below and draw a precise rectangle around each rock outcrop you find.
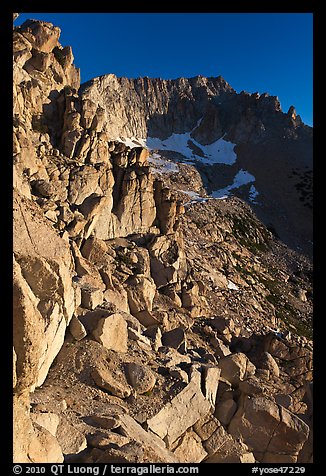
[13,17,313,464]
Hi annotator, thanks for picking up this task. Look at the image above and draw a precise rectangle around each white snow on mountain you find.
[212,169,256,199]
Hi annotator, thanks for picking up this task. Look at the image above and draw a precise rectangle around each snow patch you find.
[117,136,147,148]
[181,190,211,206]
[212,169,256,199]
[249,184,259,204]
[146,132,237,166]
[147,154,179,174]
[227,280,239,291]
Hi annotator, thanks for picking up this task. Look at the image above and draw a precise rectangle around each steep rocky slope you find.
[13,16,313,464]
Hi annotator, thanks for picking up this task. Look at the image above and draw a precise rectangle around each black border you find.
[5,2,320,472]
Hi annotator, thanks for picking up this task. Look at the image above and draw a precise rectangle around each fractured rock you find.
[55,419,87,456]
[147,379,211,447]
[173,431,208,463]
[31,412,60,437]
[86,415,121,430]
[193,413,221,441]
[162,327,187,353]
[203,424,228,455]
[228,395,310,462]
[13,191,75,391]
[117,413,180,463]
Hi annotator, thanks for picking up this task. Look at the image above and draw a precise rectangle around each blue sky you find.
[14,13,313,126]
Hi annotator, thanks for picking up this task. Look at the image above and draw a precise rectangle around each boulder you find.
[218,352,256,386]
[202,421,255,463]
[92,364,132,399]
[103,280,130,314]
[31,423,64,463]
[13,191,75,391]
[228,396,310,462]
[55,419,87,456]
[124,363,156,394]
[71,241,106,292]
[203,424,228,455]
[92,313,128,353]
[210,336,231,358]
[202,365,220,407]
[30,412,60,437]
[86,415,122,430]
[239,377,264,396]
[173,431,208,463]
[117,413,180,463]
[14,395,63,463]
[148,234,186,288]
[143,325,162,351]
[81,286,104,310]
[127,328,152,348]
[69,315,87,341]
[126,275,156,318]
[205,437,255,463]
[147,379,211,447]
[87,430,129,449]
[258,352,280,378]
[193,413,221,441]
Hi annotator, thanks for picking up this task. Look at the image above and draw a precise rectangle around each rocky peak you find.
[80,73,236,140]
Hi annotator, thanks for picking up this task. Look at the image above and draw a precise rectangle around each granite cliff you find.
[13,15,313,464]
